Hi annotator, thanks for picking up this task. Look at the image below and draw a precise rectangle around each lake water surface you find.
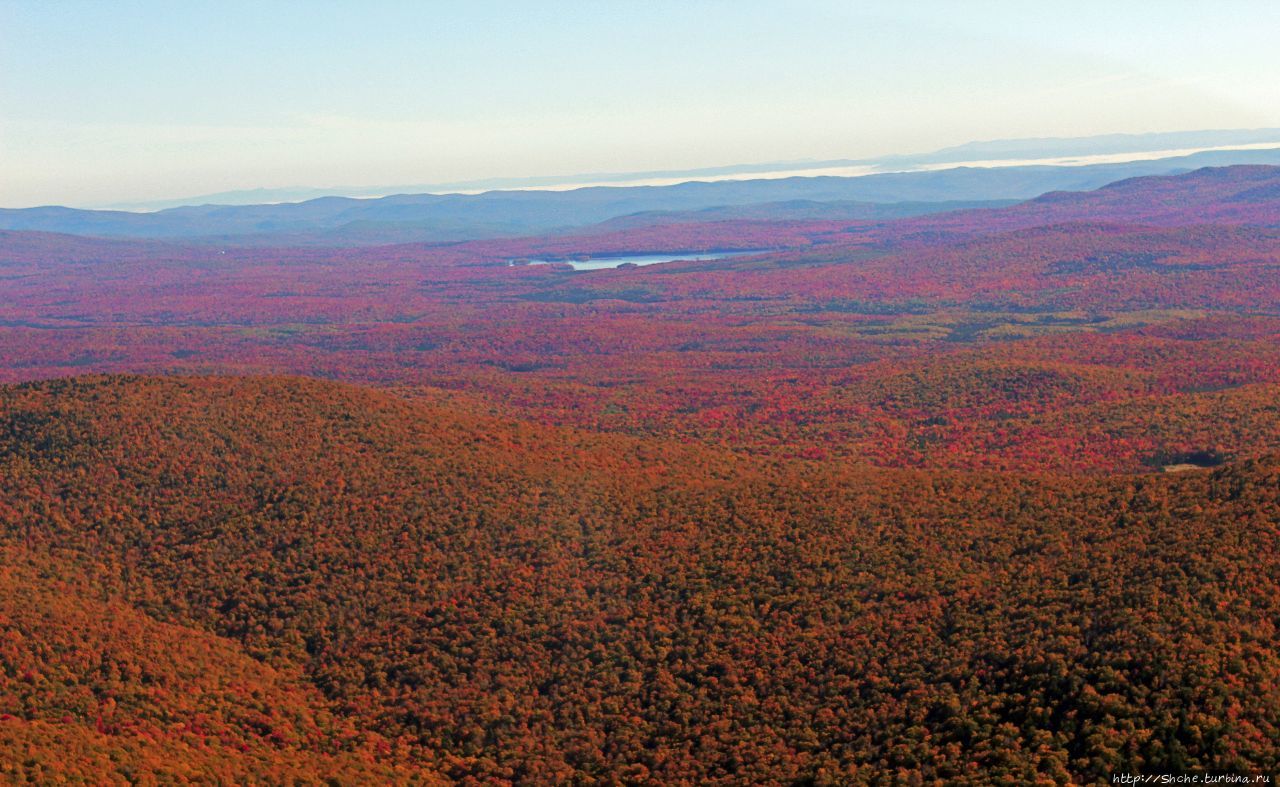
[510,250,756,271]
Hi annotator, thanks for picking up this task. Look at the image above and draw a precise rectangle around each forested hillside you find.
[1,376,1277,782]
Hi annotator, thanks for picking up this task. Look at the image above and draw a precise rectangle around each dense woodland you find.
[2,376,1279,783]
[1,167,1279,782]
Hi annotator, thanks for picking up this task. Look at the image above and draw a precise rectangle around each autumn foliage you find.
[2,166,1280,782]
[1,376,1278,782]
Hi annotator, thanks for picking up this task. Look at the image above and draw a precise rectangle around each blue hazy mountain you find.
[4,144,1280,247]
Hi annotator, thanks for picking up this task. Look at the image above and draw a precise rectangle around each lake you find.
[509,250,757,271]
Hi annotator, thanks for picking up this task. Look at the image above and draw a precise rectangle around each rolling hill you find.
[1,375,1278,782]
[888,165,1280,240]
[4,163,1280,782]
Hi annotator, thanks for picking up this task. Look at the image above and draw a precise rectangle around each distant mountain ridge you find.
[102,128,1280,211]
[885,164,1280,239]
[4,146,1280,247]
[879,127,1280,166]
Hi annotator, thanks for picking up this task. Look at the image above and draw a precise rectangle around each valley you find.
[2,165,1279,783]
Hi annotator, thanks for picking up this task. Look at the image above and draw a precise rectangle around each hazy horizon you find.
[95,135,1280,212]
[4,1,1280,208]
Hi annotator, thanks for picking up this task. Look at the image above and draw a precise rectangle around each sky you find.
[2,0,1279,208]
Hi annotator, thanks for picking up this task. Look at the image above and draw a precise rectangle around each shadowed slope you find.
[0,547,435,783]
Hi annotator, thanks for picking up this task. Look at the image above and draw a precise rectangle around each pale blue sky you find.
[2,0,1278,206]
